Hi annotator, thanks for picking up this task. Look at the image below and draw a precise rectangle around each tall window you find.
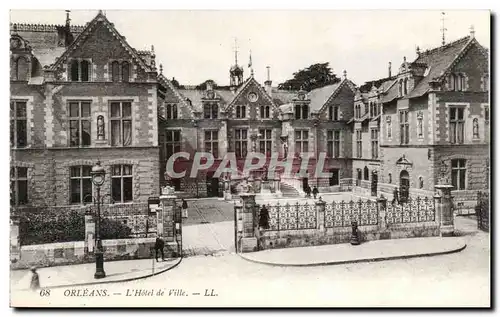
[329,105,339,121]
[294,104,309,119]
[204,103,218,119]
[386,116,392,139]
[355,105,361,118]
[485,106,490,123]
[295,130,309,154]
[15,57,29,81]
[111,61,130,82]
[398,80,403,97]
[327,130,334,158]
[403,78,408,95]
[364,166,369,180]
[333,131,340,158]
[449,73,466,91]
[482,74,489,92]
[166,104,178,119]
[111,165,133,203]
[236,105,246,119]
[70,165,92,204]
[10,100,27,148]
[449,106,465,144]
[110,101,132,146]
[259,129,272,156]
[204,130,219,158]
[473,118,479,139]
[371,129,379,159]
[356,169,362,186]
[69,101,91,147]
[356,129,362,158]
[399,110,409,145]
[260,105,270,119]
[10,167,28,206]
[451,159,466,190]
[165,130,181,160]
[234,129,248,158]
[70,60,90,82]
[329,169,339,186]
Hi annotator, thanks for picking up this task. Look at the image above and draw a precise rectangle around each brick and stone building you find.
[11,11,489,212]
[10,11,160,212]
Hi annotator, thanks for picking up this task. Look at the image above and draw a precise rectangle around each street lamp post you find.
[91,161,106,279]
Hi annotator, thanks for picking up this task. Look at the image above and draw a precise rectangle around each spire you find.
[440,12,447,46]
[233,38,239,65]
[248,49,254,77]
[343,70,347,79]
[416,45,421,56]
[160,63,163,75]
[470,25,475,38]
[65,10,71,28]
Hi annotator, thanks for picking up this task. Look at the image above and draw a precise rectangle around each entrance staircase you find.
[280,182,301,198]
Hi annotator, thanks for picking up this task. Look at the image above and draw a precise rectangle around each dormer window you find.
[295,104,309,119]
[329,105,339,121]
[166,104,178,120]
[449,73,466,92]
[111,60,130,82]
[70,59,90,82]
[355,104,362,119]
[13,56,29,81]
[481,74,489,92]
[260,105,270,119]
[204,103,218,119]
[403,78,408,95]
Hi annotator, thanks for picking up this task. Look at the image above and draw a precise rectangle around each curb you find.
[238,243,467,267]
[18,257,183,291]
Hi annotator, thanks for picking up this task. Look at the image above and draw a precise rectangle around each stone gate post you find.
[159,186,177,242]
[239,193,258,252]
[315,197,326,231]
[10,216,20,263]
[377,195,389,239]
[435,184,455,237]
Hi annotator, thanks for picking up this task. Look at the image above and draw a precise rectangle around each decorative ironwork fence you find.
[101,203,157,238]
[476,192,489,232]
[265,202,316,231]
[324,199,378,227]
[386,197,435,224]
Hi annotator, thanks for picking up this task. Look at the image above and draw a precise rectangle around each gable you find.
[225,78,279,117]
[448,42,489,91]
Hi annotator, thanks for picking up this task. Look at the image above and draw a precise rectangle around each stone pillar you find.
[84,211,96,254]
[10,216,21,263]
[315,197,326,231]
[239,193,258,252]
[234,202,243,253]
[435,184,455,237]
[223,178,232,201]
[377,195,390,239]
[159,186,177,242]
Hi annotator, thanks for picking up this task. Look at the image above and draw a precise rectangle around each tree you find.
[195,79,217,90]
[277,62,341,91]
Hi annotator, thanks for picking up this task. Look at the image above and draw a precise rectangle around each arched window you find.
[260,105,270,119]
[388,173,392,184]
[15,57,29,81]
[419,176,424,189]
[364,166,369,180]
[121,61,130,82]
[399,170,410,202]
[111,61,120,82]
[80,60,90,82]
[70,60,79,81]
[473,118,479,139]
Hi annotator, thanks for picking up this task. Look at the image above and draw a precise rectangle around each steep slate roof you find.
[380,79,398,103]
[49,12,153,73]
[308,79,357,112]
[405,36,472,99]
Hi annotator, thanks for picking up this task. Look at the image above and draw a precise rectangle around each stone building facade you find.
[10,12,160,212]
[11,11,489,209]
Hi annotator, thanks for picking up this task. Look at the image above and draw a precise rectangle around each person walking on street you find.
[392,187,399,205]
[30,267,40,290]
[312,186,319,199]
[259,205,270,230]
[182,199,188,218]
[154,235,165,262]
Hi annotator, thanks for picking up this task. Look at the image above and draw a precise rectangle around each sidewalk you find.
[11,257,181,290]
[239,237,466,266]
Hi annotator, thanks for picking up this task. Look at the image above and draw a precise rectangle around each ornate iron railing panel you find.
[324,199,378,228]
[386,197,435,224]
[262,202,316,231]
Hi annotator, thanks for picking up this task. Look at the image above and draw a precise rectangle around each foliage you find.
[18,211,133,245]
[196,79,218,90]
[277,62,341,91]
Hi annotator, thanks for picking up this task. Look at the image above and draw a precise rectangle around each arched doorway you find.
[399,170,410,203]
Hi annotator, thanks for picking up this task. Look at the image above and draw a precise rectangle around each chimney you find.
[65,10,71,28]
[264,66,272,95]
[206,80,213,91]
[388,62,392,77]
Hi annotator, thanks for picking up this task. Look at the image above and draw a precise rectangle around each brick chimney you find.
[264,66,272,96]
[388,62,392,77]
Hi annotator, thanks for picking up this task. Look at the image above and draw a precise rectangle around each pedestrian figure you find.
[259,205,270,230]
[154,235,165,262]
[312,186,319,199]
[30,267,40,290]
[182,199,188,218]
[392,187,399,205]
[304,185,311,198]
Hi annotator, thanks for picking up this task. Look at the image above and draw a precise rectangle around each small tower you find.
[230,38,244,87]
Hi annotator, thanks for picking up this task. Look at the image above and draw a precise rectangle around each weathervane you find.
[440,12,447,46]
[233,37,239,65]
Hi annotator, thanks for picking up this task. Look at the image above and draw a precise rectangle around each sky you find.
[9,9,490,88]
